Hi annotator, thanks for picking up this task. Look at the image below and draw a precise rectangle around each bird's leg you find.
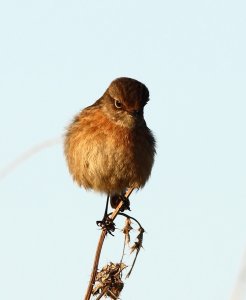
[96,194,115,235]
[103,194,110,219]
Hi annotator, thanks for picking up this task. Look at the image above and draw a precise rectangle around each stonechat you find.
[64,77,156,215]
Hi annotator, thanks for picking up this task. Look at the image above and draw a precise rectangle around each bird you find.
[64,77,156,226]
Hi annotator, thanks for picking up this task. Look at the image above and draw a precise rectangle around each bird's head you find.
[101,77,150,128]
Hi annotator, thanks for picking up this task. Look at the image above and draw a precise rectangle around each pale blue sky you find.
[1,0,246,299]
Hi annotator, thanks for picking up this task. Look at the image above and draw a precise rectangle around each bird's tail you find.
[110,192,131,211]
[110,194,122,209]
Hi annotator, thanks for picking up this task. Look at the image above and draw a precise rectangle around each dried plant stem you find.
[84,230,107,300]
[0,137,62,180]
[118,213,144,278]
[83,187,134,300]
[95,287,108,300]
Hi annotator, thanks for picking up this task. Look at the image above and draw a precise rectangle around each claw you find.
[96,216,116,236]
[110,194,131,212]
[119,195,131,212]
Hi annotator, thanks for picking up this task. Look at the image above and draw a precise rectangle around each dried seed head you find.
[93,262,127,299]
[122,217,132,245]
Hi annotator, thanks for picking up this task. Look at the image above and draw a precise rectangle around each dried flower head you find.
[122,217,132,245]
[93,262,127,299]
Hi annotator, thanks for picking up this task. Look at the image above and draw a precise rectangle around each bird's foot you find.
[119,195,131,212]
[110,194,131,212]
[96,215,115,236]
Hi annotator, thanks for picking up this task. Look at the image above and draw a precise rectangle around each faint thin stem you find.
[120,233,127,264]
[0,137,62,180]
[118,212,144,278]
[126,242,141,278]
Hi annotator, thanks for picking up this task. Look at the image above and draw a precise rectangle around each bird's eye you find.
[114,99,122,109]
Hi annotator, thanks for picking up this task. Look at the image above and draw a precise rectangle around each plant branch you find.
[83,187,134,300]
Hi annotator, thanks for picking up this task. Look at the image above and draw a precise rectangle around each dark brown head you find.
[100,77,150,128]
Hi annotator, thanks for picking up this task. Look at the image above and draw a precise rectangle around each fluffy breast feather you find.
[64,106,155,194]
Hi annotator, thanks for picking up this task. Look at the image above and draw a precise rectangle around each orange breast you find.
[64,107,155,194]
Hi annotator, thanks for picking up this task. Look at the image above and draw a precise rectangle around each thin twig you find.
[118,213,143,229]
[126,240,141,279]
[120,234,127,265]
[83,187,134,300]
[95,287,108,300]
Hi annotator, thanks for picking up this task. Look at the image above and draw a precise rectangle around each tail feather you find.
[110,194,121,209]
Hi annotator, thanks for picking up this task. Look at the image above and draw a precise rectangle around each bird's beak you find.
[129,110,143,118]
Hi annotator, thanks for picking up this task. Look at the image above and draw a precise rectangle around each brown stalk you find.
[83,187,134,300]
